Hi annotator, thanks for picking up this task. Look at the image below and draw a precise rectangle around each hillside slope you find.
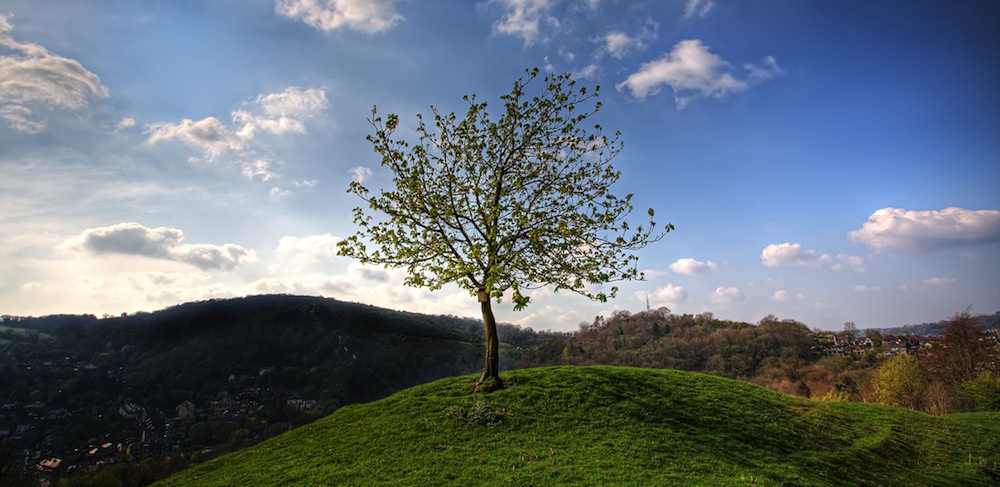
[155,366,999,486]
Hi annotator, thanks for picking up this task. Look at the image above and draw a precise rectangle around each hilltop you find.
[156,366,999,486]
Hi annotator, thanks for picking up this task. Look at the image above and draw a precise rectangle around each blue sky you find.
[1,0,998,332]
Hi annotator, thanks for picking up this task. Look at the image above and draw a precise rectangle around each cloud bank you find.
[849,207,1000,253]
[64,222,257,271]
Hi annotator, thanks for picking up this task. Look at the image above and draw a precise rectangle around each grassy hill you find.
[154,366,999,486]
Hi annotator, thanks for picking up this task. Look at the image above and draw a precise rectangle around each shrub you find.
[962,372,1000,412]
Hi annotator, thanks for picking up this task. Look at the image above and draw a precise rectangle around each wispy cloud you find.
[854,284,881,293]
[349,166,372,183]
[275,0,403,33]
[491,0,558,45]
[600,30,647,59]
[921,277,956,288]
[849,207,1000,253]
[146,86,327,184]
[833,254,865,273]
[683,0,714,20]
[617,39,782,107]
[0,14,108,133]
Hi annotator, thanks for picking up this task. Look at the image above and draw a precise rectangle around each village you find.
[1,356,325,485]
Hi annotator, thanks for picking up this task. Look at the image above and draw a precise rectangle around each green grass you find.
[156,366,999,486]
[0,324,52,344]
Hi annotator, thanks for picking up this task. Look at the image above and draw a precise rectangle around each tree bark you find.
[473,298,502,392]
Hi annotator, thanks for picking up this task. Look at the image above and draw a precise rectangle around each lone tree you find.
[338,68,671,391]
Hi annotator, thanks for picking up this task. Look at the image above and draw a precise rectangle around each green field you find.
[0,324,51,344]
[156,366,999,486]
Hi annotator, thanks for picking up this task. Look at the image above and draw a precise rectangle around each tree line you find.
[515,309,1000,414]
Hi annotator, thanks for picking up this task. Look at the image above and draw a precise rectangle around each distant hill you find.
[154,366,1000,486]
[872,311,1000,337]
[6,294,560,409]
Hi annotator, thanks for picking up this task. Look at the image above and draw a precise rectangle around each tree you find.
[961,372,1000,412]
[872,354,928,410]
[338,68,670,390]
[843,321,858,344]
[0,439,38,487]
[929,311,997,387]
[865,329,883,349]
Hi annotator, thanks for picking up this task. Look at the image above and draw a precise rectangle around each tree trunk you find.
[473,298,502,392]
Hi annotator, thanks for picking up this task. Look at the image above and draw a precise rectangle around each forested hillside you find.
[519,308,1000,413]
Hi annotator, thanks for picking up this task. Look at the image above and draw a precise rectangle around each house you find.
[119,402,143,419]
[286,399,318,411]
[174,400,196,420]
[37,457,63,473]
[881,335,907,356]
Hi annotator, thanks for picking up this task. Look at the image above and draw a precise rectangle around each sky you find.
[2,0,999,332]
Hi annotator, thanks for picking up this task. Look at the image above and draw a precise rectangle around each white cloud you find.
[746,56,782,83]
[233,87,328,140]
[771,290,791,302]
[147,117,242,159]
[275,0,403,33]
[273,233,341,268]
[22,271,232,316]
[854,284,881,293]
[146,86,327,181]
[601,31,644,59]
[133,272,235,304]
[63,222,257,271]
[574,63,600,79]
[683,0,715,19]
[291,179,319,190]
[642,284,688,306]
[616,39,782,107]
[848,207,1000,253]
[492,0,558,45]
[242,159,281,182]
[668,257,717,275]
[251,262,473,317]
[0,14,108,133]
[760,242,831,267]
[921,277,956,288]
[350,166,372,183]
[832,254,865,273]
[711,286,744,304]
[115,117,136,131]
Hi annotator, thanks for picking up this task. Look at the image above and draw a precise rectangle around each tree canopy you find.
[338,68,671,388]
